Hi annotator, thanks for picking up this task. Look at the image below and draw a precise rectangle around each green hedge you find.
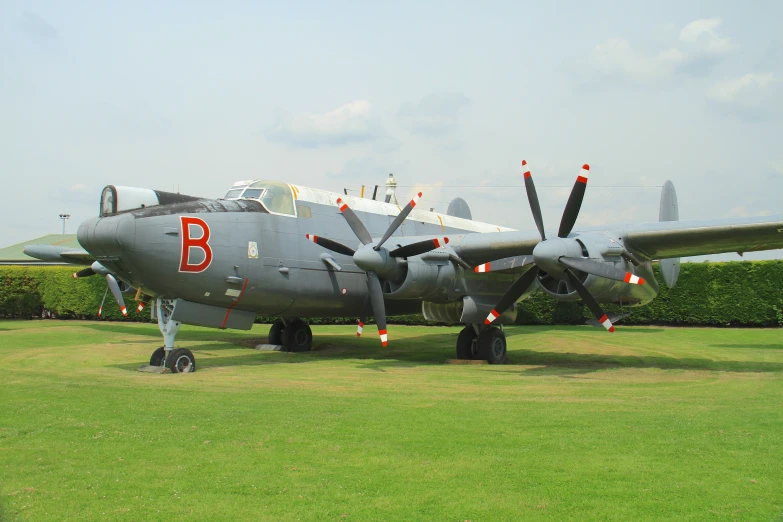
[0,266,150,321]
[515,261,783,326]
[2,262,782,326]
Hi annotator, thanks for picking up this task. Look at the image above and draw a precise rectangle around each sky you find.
[1,1,782,261]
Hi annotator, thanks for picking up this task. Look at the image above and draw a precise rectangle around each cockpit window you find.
[223,188,244,200]
[241,188,265,200]
[248,181,296,216]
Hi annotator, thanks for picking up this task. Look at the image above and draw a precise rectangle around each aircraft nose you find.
[77,213,136,258]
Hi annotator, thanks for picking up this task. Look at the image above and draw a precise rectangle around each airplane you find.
[24,162,783,373]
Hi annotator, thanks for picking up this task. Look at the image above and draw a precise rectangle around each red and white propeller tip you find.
[623,273,645,285]
[120,305,128,317]
[137,302,146,313]
[408,192,423,208]
[432,237,449,248]
[522,160,531,179]
[336,198,348,212]
[379,328,388,347]
[484,308,500,325]
[474,262,490,273]
[577,164,590,185]
[305,233,318,242]
[599,314,615,333]
[356,320,364,337]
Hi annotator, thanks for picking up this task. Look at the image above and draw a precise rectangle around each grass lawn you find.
[1,320,782,521]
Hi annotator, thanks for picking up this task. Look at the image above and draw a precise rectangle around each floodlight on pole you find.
[59,213,71,235]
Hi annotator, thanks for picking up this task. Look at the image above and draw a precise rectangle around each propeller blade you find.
[558,164,590,238]
[336,198,373,245]
[564,268,614,332]
[474,255,534,274]
[305,234,356,256]
[522,160,546,241]
[72,267,96,278]
[559,257,645,285]
[136,302,146,313]
[388,237,449,258]
[484,266,540,325]
[97,287,109,317]
[357,296,371,337]
[375,192,422,250]
[105,274,128,317]
[366,271,388,346]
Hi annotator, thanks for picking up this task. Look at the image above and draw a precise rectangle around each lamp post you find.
[59,214,71,235]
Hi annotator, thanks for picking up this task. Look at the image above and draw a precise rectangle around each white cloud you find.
[707,73,782,110]
[592,38,684,79]
[679,18,733,55]
[265,100,383,148]
[398,93,471,137]
[591,18,732,81]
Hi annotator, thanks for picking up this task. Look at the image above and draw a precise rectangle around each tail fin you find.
[446,197,472,220]
[658,180,680,288]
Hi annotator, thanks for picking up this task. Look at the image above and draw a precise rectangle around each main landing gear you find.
[455,324,507,364]
[147,299,196,373]
[268,318,313,352]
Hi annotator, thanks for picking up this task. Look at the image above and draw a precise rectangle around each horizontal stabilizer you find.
[23,245,94,265]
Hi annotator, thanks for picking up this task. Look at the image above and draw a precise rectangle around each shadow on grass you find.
[710,343,783,350]
[505,350,783,374]
[106,326,783,374]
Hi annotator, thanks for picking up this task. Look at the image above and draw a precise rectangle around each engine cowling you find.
[538,232,658,306]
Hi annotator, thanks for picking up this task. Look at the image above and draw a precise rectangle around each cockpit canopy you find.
[220,180,296,216]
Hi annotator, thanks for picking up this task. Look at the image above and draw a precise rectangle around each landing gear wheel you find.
[268,318,285,345]
[456,326,478,360]
[282,319,313,352]
[150,347,166,366]
[477,327,506,364]
[165,348,196,373]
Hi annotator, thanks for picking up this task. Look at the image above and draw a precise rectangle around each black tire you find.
[268,318,285,345]
[456,326,478,359]
[282,319,313,352]
[150,347,166,366]
[165,348,196,373]
[477,327,506,365]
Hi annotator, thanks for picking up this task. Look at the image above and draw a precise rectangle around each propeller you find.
[71,261,131,317]
[306,192,449,346]
[483,161,645,331]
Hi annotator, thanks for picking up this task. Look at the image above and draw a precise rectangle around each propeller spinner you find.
[306,192,448,346]
[484,161,645,331]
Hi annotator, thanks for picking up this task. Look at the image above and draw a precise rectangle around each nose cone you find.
[533,238,570,275]
[78,213,136,258]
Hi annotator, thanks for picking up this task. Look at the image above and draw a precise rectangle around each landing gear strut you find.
[149,299,195,373]
[456,324,506,364]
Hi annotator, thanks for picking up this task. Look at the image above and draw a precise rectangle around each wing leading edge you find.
[622,215,783,260]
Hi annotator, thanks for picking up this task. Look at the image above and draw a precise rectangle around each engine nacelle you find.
[538,232,658,306]
[384,253,457,301]
[100,185,201,217]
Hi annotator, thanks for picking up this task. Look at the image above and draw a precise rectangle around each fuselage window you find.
[241,188,265,200]
[223,188,243,200]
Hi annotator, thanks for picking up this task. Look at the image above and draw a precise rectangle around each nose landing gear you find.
[143,299,195,373]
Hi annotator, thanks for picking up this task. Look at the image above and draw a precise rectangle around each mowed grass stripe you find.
[1,321,782,520]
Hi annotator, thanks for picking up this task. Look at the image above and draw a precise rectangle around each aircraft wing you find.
[23,245,95,265]
[455,231,541,265]
[621,215,783,259]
